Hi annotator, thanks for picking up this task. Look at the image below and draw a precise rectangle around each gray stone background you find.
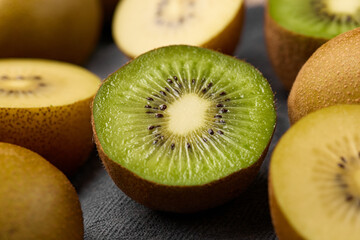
[72,4,290,239]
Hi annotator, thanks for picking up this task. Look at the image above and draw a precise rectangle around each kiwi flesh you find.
[0,142,83,240]
[112,0,245,58]
[92,45,276,212]
[269,105,360,240]
[265,0,360,90]
[0,0,102,64]
[288,27,360,124]
[0,59,100,175]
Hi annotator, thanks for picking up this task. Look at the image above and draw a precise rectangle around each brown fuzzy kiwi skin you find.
[91,98,274,213]
[288,27,360,124]
[264,3,327,91]
[268,175,304,240]
[0,97,94,176]
[114,1,245,59]
[0,0,102,65]
[0,142,83,240]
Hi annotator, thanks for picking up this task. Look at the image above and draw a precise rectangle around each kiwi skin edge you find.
[91,96,274,213]
[0,97,94,176]
[264,3,327,91]
[268,176,304,240]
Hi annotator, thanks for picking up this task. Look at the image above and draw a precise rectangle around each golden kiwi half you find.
[0,59,101,175]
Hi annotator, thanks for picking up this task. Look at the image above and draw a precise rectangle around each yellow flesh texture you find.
[271,105,360,240]
[167,93,211,136]
[0,59,100,108]
[327,0,360,15]
[113,0,243,57]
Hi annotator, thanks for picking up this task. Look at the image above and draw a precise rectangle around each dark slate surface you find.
[72,6,290,240]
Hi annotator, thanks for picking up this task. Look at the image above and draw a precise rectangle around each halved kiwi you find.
[92,45,276,213]
[269,105,360,240]
[112,0,245,58]
[265,0,360,90]
[0,59,101,175]
[0,142,83,240]
[288,27,360,124]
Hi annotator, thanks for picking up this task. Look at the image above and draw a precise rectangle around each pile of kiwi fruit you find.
[2,0,360,238]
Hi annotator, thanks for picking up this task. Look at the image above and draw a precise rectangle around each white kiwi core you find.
[167,93,210,135]
[327,0,360,15]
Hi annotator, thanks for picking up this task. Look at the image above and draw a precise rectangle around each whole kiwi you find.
[0,142,83,240]
[0,0,102,64]
[288,27,360,124]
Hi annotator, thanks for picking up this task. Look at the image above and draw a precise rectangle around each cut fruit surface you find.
[269,0,360,39]
[0,59,100,108]
[93,45,276,187]
[270,105,360,240]
[0,59,101,175]
[112,0,244,58]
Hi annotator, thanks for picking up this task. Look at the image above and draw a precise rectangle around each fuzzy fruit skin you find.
[113,1,245,59]
[268,177,304,240]
[92,101,273,213]
[0,97,94,176]
[0,0,102,65]
[264,4,327,91]
[0,142,83,240]
[288,27,360,124]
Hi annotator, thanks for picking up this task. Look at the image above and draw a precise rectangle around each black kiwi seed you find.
[340,156,347,163]
[220,91,226,96]
[216,104,223,108]
[187,143,191,149]
[155,113,164,118]
[217,130,224,135]
[225,98,231,102]
[173,76,178,81]
[165,87,170,92]
[202,88,207,93]
[146,111,153,114]
[219,119,226,124]
[160,90,166,96]
[145,105,152,108]
[147,97,154,101]
[148,126,155,130]
[171,143,175,150]
[220,108,228,113]
[208,129,214,135]
[153,140,158,144]
[346,194,354,202]
[202,137,207,142]
[207,83,213,88]
[338,163,345,169]
[214,114,222,118]
[160,104,167,110]
[167,79,173,84]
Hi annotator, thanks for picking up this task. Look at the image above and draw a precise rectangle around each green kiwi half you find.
[265,0,360,90]
[92,45,276,212]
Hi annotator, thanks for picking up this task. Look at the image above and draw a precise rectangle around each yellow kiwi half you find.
[288,27,360,124]
[0,0,102,64]
[269,105,360,240]
[112,0,244,58]
[0,142,83,240]
[0,59,101,175]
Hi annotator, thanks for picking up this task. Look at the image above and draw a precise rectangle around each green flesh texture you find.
[93,45,276,186]
[269,0,360,39]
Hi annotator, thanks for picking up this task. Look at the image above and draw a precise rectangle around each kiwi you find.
[265,0,360,90]
[92,45,276,213]
[0,0,102,64]
[269,105,360,240]
[0,59,100,175]
[112,0,245,58]
[288,27,360,124]
[0,142,83,240]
